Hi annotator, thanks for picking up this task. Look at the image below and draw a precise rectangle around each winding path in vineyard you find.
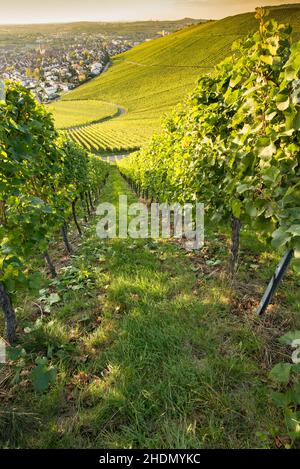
[64,101,131,152]
[65,102,126,131]
[120,59,213,70]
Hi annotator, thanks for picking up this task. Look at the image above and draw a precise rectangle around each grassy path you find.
[119,59,213,70]
[1,167,290,448]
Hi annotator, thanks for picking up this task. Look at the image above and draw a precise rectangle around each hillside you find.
[48,100,119,129]
[51,4,300,153]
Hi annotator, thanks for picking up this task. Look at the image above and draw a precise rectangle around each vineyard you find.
[118,9,300,441]
[118,10,300,268]
[49,4,300,153]
[0,81,109,343]
[48,100,118,129]
[1,6,300,452]
[65,116,156,153]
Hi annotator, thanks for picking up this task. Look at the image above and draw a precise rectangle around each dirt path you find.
[121,59,213,70]
[65,102,126,132]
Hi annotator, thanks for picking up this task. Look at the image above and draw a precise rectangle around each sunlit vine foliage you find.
[118,9,300,271]
[0,81,108,341]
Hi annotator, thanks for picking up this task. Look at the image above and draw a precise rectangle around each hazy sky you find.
[0,0,299,24]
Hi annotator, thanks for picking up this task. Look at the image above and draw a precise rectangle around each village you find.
[0,19,196,103]
[0,30,139,102]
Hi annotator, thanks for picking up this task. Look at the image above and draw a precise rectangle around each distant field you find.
[47,100,118,129]
[59,5,300,152]
[0,19,202,42]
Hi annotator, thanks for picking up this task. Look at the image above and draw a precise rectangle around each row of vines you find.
[118,10,300,439]
[0,81,108,343]
[118,10,300,274]
[66,123,146,153]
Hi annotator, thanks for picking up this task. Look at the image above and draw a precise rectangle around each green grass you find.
[1,166,299,449]
[60,5,300,152]
[47,100,118,129]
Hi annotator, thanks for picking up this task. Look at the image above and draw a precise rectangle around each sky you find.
[0,0,299,24]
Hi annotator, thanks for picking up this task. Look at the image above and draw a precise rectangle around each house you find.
[90,62,103,76]
[45,86,58,98]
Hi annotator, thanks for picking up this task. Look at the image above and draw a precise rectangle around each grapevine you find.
[0,81,108,342]
[118,10,300,274]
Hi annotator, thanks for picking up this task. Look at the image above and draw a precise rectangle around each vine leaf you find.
[29,358,57,393]
[269,363,292,384]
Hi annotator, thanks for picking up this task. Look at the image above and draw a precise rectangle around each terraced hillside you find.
[58,4,300,153]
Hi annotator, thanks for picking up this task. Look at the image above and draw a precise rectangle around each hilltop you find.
[52,5,300,152]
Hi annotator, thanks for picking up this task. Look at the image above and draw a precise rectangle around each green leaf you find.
[246,203,257,217]
[231,199,241,218]
[285,411,300,438]
[293,240,300,259]
[293,258,300,274]
[269,363,292,384]
[290,382,300,405]
[287,225,300,237]
[276,100,290,111]
[28,272,42,291]
[29,360,57,393]
[271,228,291,249]
[279,331,300,346]
[284,66,298,82]
[256,139,277,159]
[271,391,292,408]
[260,55,273,65]
[48,293,61,305]
[262,166,281,184]
[7,346,26,361]
[293,111,300,130]
[236,183,252,194]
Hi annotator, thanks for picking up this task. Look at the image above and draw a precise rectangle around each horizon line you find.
[0,17,211,27]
